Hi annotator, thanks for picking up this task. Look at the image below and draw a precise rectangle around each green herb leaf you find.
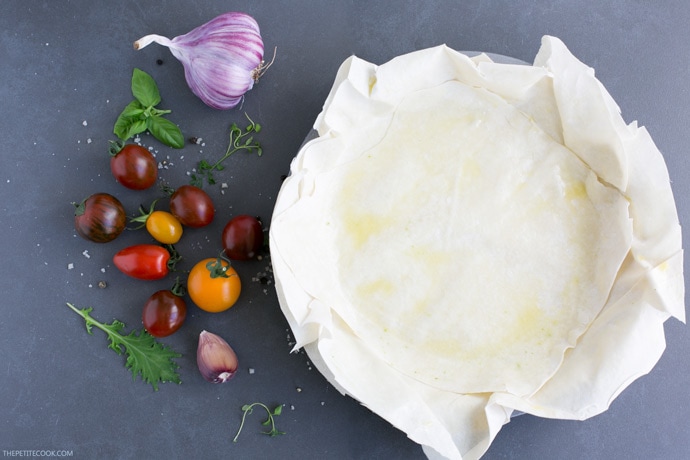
[125,119,149,140]
[114,69,184,146]
[118,99,146,119]
[131,68,161,107]
[113,113,148,141]
[66,303,181,391]
[113,100,145,139]
[147,116,184,149]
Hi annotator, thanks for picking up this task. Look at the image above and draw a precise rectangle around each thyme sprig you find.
[191,114,262,187]
[233,402,285,442]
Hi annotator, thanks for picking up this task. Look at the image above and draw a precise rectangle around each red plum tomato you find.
[169,185,214,228]
[142,290,187,337]
[222,215,264,260]
[110,144,157,190]
[113,244,170,280]
[74,193,126,243]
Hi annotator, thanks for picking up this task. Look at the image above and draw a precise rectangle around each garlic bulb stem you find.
[134,34,174,50]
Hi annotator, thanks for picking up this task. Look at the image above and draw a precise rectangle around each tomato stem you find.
[159,183,176,197]
[170,276,187,297]
[206,253,236,279]
[165,244,182,271]
[72,198,87,216]
[108,139,126,157]
[130,199,160,228]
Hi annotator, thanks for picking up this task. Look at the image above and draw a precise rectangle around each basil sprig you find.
[113,68,184,149]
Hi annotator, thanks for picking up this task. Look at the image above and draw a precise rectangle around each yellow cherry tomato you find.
[187,257,241,313]
[146,210,183,244]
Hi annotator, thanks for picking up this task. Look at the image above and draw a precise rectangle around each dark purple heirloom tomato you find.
[110,144,158,190]
[169,185,215,228]
[142,290,187,337]
[74,193,126,243]
[222,215,264,260]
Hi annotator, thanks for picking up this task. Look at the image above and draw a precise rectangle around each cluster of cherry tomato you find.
[73,143,264,338]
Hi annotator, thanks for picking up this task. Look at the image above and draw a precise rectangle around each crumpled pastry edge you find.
[269,35,684,459]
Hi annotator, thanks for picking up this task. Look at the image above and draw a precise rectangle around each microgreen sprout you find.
[190,113,262,187]
[233,402,285,442]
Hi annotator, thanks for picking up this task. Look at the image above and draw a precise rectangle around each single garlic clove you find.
[197,330,238,383]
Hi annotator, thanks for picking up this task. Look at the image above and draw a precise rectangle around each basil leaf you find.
[113,100,145,139]
[113,101,146,140]
[120,99,145,118]
[124,119,148,140]
[131,68,161,107]
[113,117,132,140]
[147,116,184,149]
